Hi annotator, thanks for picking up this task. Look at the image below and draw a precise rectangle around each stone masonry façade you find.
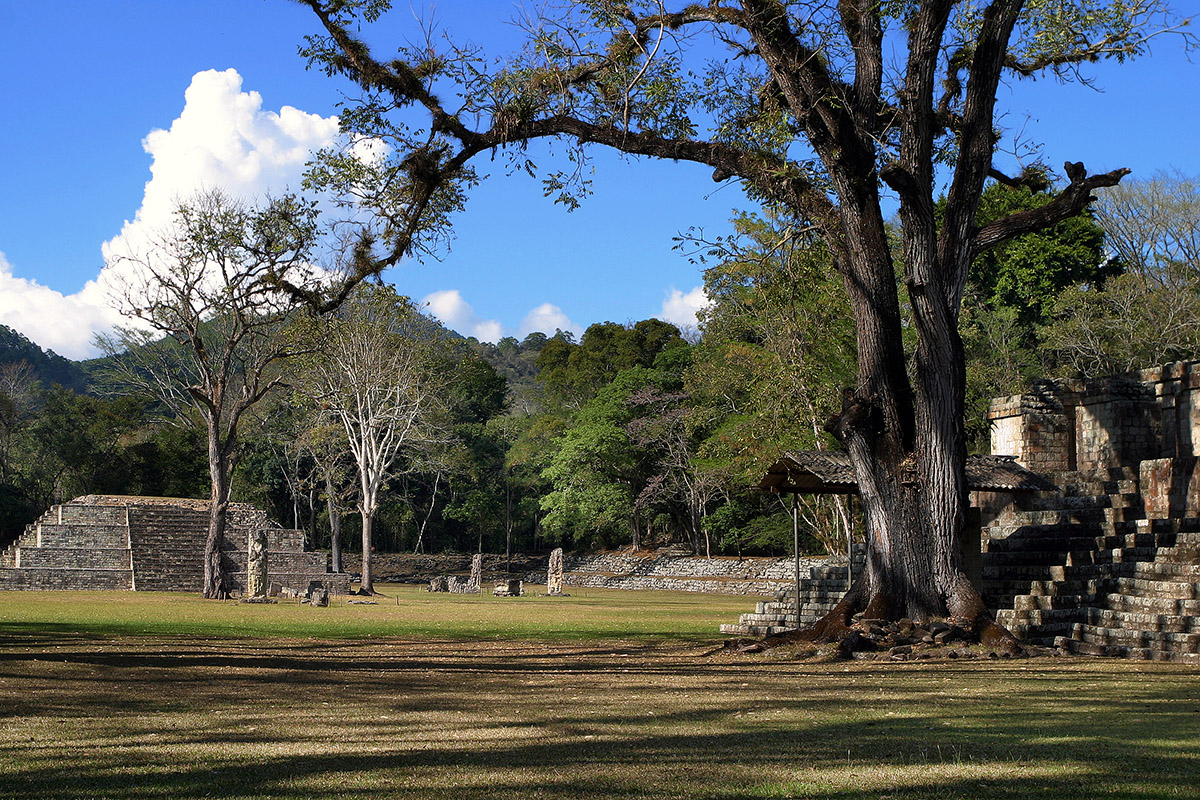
[0,495,349,594]
[979,361,1200,662]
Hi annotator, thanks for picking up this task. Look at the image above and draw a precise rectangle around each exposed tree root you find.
[746,582,1024,658]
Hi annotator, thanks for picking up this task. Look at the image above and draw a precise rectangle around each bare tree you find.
[0,361,36,488]
[298,284,448,593]
[299,410,356,573]
[1093,171,1200,286]
[99,190,320,598]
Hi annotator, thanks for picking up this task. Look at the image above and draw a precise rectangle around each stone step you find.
[982,549,1074,567]
[1082,606,1200,635]
[1101,592,1200,616]
[985,527,1115,552]
[15,547,132,570]
[1113,576,1200,601]
[35,524,130,549]
[1066,622,1200,654]
[56,505,128,526]
[1010,593,1097,611]
[719,623,794,637]
[983,563,1121,582]
[0,567,134,591]
[1055,636,1200,663]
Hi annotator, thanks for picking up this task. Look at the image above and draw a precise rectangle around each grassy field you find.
[1,586,1198,800]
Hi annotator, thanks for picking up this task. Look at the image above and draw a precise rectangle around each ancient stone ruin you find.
[469,553,482,593]
[493,579,523,597]
[247,529,269,598]
[0,495,348,595]
[726,361,1200,663]
[979,362,1200,662]
[545,547,566,595]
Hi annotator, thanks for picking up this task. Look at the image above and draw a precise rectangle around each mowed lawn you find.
[1,586,1198,800]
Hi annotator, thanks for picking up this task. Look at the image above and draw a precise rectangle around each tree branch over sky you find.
[293,0,1194,647]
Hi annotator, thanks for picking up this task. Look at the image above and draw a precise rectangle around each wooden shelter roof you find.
[758,451,1056,495]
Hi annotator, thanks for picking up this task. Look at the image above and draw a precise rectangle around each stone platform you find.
[0,495,348,594]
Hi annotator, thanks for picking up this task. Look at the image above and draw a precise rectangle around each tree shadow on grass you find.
[1,633,1198,799]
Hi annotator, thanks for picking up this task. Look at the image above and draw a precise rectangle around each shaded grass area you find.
[1,589,1198,799]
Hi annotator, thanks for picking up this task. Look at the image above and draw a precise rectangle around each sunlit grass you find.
[1,587,1198,800]
[0,583,753,641]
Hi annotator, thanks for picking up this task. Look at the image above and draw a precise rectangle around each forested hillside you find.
[0,324,89,393]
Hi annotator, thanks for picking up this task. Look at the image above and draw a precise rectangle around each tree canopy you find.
[290,0,1194,646]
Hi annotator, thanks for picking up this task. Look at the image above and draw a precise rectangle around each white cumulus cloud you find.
[422,291,581,343]
[659,286,710,331]
[0,69,340,359]
[0,252,123,359]
[100,68,340,275]
[519,303,580,339]
[422,289,505,343]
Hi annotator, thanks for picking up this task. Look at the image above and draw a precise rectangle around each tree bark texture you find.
[360,511,375,594]
[202,430,233,600]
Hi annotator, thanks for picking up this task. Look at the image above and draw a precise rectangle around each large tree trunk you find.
[202,435,231,600]
[795,175,1015,650]
[325,471,343,573]
[360,508,375,594]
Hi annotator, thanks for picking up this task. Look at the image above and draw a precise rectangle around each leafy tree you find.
[537,320,687,406]
[965,182,1113,329]
[688,212,856,480]
[540,367,670,549]
[122,424,210,500]
[298,0,1191,645]
[99,190,320,598]
[29,388,143,499]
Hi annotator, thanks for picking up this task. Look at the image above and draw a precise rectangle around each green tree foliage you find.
[956,182,1114,448]
[686,212,856,482]
[472,332,554,414]
[967,183,1113,328]
[540,367,671,549]
[537,320,687,406]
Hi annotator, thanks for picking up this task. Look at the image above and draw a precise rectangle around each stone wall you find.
[0,496,349,594]
[525,551,831,596]
[988,361,1200,474]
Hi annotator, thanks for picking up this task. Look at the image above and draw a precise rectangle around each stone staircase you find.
[0,504,134,590]
[1,496,348,594]
[719,546,864,637]
[985,467,1200,663]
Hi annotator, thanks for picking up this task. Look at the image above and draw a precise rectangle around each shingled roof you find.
[758,451,1056,495]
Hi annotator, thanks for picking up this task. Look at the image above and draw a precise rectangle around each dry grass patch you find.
[1,589,1198,799]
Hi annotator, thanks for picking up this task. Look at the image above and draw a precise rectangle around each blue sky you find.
[0,1,1197,359]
